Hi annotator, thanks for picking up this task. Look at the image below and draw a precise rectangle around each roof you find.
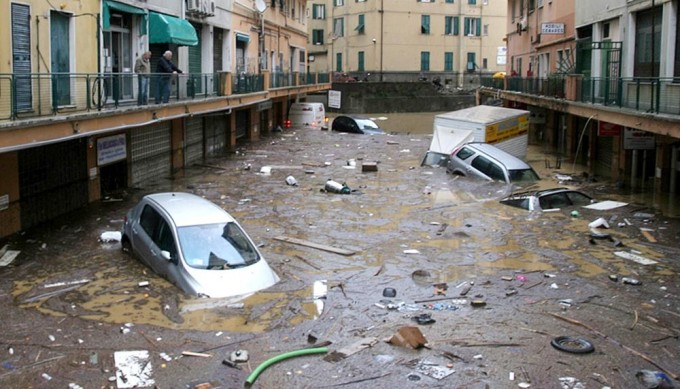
[464,142,532,170]
[436,105,529,125]
[145,192,234,227]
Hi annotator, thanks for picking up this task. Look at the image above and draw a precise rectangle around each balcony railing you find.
[481,74,680,115]
[1,71,330,121]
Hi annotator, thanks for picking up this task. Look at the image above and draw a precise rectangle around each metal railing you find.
[1,71,330,122]
[482,75,680,115]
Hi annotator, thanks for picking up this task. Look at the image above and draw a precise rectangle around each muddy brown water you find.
[1,113,679,388]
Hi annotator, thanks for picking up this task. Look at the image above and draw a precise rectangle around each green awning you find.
[236,33,250,43]
[103,0,147,35]
[149,12,198,46]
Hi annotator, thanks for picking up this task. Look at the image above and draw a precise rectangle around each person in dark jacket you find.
[155,51,182,104]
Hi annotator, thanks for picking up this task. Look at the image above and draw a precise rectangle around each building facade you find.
[0,0,330,238]
[485,0,680,201]
[307,0,508,85]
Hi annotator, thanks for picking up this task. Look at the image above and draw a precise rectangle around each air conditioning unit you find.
[187,0,201,13]
[531,34,541,43]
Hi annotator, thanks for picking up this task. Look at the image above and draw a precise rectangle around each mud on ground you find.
[1,127,679,389]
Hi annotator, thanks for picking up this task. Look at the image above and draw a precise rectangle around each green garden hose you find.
[244,346,329,387]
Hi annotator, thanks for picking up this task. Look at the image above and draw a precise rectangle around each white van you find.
[286,103,327,130]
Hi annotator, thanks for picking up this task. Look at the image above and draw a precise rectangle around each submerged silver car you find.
[446,142,539,184]
[121,192,279,298]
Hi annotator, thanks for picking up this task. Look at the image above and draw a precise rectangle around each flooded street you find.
[1,113,680,388]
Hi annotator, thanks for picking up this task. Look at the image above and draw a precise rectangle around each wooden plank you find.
[640,229,657,243]
[274,236,356,256]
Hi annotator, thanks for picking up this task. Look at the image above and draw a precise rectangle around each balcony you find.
[481,74,680,116]
[0,71,331,123]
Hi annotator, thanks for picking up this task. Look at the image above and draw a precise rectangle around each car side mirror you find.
[161,250,172,261]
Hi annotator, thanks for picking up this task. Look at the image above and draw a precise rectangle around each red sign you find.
[598,121,622,136]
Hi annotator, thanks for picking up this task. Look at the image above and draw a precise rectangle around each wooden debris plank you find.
[640,229,657,243]
[274,236,356,256]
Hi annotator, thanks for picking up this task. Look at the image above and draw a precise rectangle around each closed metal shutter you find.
[130,122,171,186]
[213,28,223,71]
[185,116,204,166]
[11,3,32,112]
[19,139,88,229]
[595,136,613,178]
[205,115,227,157]
[188,23,202,95]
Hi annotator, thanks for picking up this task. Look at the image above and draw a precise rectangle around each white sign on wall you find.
[328,90,342,109]
[623,127,655,150]
[541,23,565,34]
[97,134,127,166]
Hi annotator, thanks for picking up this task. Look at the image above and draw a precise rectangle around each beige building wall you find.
[2,0,99,74]
[307,0,507,77]
[233,0,309,73]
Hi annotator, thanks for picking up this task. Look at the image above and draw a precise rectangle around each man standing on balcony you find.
[134,51,151,106]
[155,51,183,104]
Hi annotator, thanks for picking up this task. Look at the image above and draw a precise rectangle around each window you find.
[456,147,475,160]
[336,52,342,72]
[355,14,365,34]
[312,29,324,45]
[634,6,662,77]
[333,17,344,38]
[356,0,366,2]
[468,0,476,4]
[467,52,476,72]
[421,51,430,71]
[528,0,535,12]
[464,17,481,36]
[312,4,325,19]
[444,52,454,71]
[446,0,454,3]
[482,58,488,69]
[483,24,488,36]
[603,22,610,39]
[421,15,430,34]
[334,0,344,6]
[445,16,459,35]
[358,51,365,71]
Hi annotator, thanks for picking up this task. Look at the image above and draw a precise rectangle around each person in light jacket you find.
[155,51,183,104]
[134,51,151,105]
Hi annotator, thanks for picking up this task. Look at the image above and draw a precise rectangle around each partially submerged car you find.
[121,192,279,298]
[446,142,539,184]
[500,187,595,211]
[331,115,386,135]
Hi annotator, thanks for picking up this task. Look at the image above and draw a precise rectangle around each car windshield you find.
[500,197,531,210]
[508,168,540,182]
[355,119,379,129]
[177,222,260,270]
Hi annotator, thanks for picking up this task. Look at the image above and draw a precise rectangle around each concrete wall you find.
[324,82,475,114]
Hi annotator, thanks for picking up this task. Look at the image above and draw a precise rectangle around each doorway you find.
[100,161,128,197]
[51,11,71,107]
[103,13,133,102]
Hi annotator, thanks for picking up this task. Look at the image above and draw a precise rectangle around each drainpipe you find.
[379,0,384,81]
[458,0,464,87]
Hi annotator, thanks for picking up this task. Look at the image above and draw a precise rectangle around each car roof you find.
[145,192,234,227]
[503,187,590,199]
[462,142,532,170]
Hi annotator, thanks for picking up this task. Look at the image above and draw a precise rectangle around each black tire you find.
[121,236,132,255]
[550,336,595,354]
